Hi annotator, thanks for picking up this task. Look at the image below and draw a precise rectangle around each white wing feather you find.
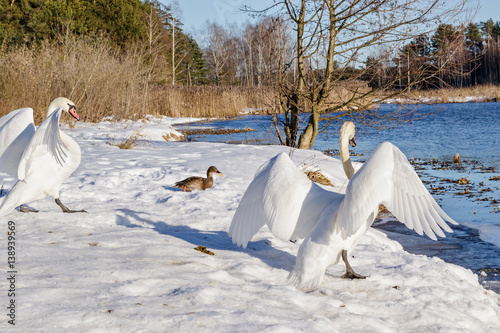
[229,152,339,248]
[17,108,68,180]
[337,142,457,240]
[0,108,35,175]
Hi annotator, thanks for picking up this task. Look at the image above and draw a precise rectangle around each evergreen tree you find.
[465,23,483,53]
[188,36,208,85]
[480,19,500,39]
[0,0,150,47]
[0,0,24,45]
[465,23,483,86]
[432,24,457,50]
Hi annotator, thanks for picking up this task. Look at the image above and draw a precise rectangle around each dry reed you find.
[1,36,498,126]
[0,36,149,123]
[108,134,142,149]
[304,170,334,187]
[394,85,500,103]
[0,36,276,124]
[147,85,276,119]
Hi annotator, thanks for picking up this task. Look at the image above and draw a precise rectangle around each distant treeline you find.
[199,18,500,90]
[364,20,500,90]
[0,1,499,122]
[2,1,499,90]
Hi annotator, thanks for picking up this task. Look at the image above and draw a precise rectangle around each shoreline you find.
[374,220,500,294]
[377,95,499,105]
[72,113,500,289]
[175,119,500,296]
[9,118,495,330]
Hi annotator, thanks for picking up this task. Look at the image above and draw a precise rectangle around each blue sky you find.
[166,0,500,36]
[167,0,268,36]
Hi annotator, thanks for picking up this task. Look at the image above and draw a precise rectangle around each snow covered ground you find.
[1,116,499,332]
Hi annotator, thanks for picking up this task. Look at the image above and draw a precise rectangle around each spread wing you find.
[17,108,68,180]
[0,108,35,175]
[229,152,340,248]
[337,142,457,240]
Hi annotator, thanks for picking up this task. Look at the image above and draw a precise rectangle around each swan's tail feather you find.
[0,197,17,216]
[0,181,31,216]
[288,269,325,290]
[0,195,19,216]
[287,271,302,287]
[0,195,6,215]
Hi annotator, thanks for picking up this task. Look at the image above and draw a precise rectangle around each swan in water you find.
[229,121,457,289]
[0,97,85,215]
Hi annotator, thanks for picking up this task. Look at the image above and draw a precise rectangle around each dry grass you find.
[148,85,276,119]
[178,128,255,136]
[327,80,375,110]
[1,36,498,125]
[0,36,276,124]
[0,36,149,124]
[304,170,334,187]
[108,132,143,149]
[393,85,500,103]
[194,245,214,256]
[162,133,183,142]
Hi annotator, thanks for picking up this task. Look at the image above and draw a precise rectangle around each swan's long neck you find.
[46,97,71,117]
[47,99,61,117]
[339,125,355,180]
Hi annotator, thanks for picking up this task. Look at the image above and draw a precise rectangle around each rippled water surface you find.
[178,102,500,168]
[336,102,500,169]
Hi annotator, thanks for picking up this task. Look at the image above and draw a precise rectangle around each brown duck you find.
[174,166,223,192]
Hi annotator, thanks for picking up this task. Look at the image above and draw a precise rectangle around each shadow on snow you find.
[115,208,296,271]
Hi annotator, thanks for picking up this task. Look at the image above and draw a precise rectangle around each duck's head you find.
[207,166,223,177]
[47,97,80,121]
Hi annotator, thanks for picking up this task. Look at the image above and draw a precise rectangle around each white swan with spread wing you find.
[229,121,457,289]
[0,108,36,176]
[0,97,85,215]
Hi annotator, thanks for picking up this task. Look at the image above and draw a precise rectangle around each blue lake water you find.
[176,102,500,290]
[179,102,500,169]
[323,103,500,169]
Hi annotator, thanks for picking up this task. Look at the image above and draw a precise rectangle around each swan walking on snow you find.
[229,121,457,289]
[0,97,86,215]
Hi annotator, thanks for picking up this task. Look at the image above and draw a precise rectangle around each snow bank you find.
[475,224,500,249]
[0,116,498,332]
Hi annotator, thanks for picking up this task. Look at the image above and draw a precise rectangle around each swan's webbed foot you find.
[20,204,39,213]
[341,270,367,279]
[341,249,367,280]
[55,199,87,213]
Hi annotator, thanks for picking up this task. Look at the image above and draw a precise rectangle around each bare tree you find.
[172,0,176,85]
[245,0,472,149]
[204,23,234,85]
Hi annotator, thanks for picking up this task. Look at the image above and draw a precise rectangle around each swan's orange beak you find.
[69,107,80,121]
